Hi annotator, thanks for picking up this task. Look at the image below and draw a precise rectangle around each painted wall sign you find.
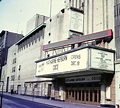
[70,10,83,33]
[65,75,101,83]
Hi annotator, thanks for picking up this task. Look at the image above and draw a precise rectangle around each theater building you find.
[36,0,115,106]
[36,29,115,106]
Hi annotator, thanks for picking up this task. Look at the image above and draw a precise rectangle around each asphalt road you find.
[2,95,60,108]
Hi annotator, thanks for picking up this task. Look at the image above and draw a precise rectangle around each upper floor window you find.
[12,66,16,73]
[18,65,21,71]
[13,58,16,64]
[18,75,20,80]
[11,75,15,81]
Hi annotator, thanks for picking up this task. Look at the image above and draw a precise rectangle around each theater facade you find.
[36,29,115,106]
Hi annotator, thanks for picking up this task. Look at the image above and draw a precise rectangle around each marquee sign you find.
[90,49,114,71]
[36,48,88,76]
[36,47,114,77]
[65,75,101,83]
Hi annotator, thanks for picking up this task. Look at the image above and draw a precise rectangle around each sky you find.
[0,0,65,35]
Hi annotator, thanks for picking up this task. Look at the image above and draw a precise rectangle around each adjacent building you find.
[0,31,23,78]
[114,0,120,105]
[26,14,49,34]
[1,15,52,98]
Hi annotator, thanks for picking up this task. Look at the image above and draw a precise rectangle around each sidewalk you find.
[3,92,108,108]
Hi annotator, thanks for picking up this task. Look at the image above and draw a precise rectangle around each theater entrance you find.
[65,83,101,105]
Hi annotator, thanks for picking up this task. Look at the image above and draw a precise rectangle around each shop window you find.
[106,86,110,99]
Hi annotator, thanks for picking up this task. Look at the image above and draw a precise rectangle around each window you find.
[11,85,14,90]
[38,30,42,41]
[35,33,37,43]
[11,75,15,81]
[48,41,51,44]
[49,33,51,36]
[12,67,16,72]
[47,54,50,57]
[106,86,111,99]
[18,65,21,71]
[32,35,34,45]
[13,58,16,64]
[23,41,25,49]
[18,75,20,80]
[26,39,28,48]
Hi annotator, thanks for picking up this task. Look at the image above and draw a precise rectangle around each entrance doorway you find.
[65,83,100,105]
[17,85,22,95]
[48,84,52,98]
[6,77,9,92]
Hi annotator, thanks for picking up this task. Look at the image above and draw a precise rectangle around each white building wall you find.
[3,45,18,92]
[17,36,52,94]
[44,10,70,45]
[83,0,115,50]
[26,14,49,34]
[3,28,52,96]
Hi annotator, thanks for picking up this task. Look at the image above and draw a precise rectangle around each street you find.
[2,95,60,108]
[0,93,111,108]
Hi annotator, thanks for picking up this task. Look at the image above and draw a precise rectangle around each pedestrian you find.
[11,89,13,95]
